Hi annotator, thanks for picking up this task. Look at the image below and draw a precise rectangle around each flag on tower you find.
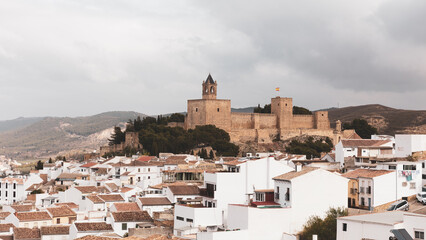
[275,87,280,91]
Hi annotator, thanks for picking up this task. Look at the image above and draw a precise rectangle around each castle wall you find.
[292,115,314,129]
[231,113,254,129]
[229,129,279,144]
[314,111,330,130]
[258,114,277,129]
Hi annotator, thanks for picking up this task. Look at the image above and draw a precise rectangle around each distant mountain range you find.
[0,111,146,160]
[1,104,426,160]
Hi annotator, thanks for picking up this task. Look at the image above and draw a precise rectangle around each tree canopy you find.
[343,119,378,139]
[299,207,348,240]
[107,115,239,157]
[254,104,312,115]
[286,137,333,159]
[108,126,125,146]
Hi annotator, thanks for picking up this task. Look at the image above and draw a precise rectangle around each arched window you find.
[210,86,214,93]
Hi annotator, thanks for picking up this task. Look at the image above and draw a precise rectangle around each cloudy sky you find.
[1,0,426,120]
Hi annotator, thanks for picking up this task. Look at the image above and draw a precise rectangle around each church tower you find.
[202,74,217,100]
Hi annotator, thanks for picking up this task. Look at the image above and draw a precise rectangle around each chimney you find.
[295,163,302,172]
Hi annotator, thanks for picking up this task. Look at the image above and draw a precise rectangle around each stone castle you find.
[183,74,345,144]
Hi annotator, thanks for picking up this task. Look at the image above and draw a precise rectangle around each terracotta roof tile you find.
[74,222,113,232]
[0,212,11,219]
[14,228,41,240]
[54,202,79,209]
[98,194,124,202]
[11,205,34,212]
[46,206,76,217]
[168,185,200,195]
[105,183,119,192]
[341,139,391,148]
[57,173,84,180]
[1,177,24,184]
[86,195,104,204]
[342,169,393,179]
[40,226,70,235]
[75,186,98,194]
[111,211,153,222]
[113,202,140,212]
[273,167,319,181]
[139,197,172,206]
[75,236,116,240]
[16,211,52,221]
[80,162,98,168]
[0,224,13,232]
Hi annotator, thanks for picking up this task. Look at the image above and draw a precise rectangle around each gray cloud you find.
[1,0,426,120]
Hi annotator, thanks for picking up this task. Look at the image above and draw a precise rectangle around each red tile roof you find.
[341,139,391,148]
[113,203,140,212]
[80,162,98,168]
[14,227,41,240]
[273,167,319,181]
[168,185,200,195]
[40,226,70,235]
[98,194,125,202]
[139,197,172,206]
[46,206,76,217]
[342,169,393,179]
[111,211,153,222]
[16,211,52,221]
[74,222,113,232]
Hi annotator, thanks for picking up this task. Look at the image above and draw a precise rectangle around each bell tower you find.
[202,74,217,100]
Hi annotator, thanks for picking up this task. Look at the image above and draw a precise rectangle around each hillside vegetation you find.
[0,111,146,159]
[328,104,426,135]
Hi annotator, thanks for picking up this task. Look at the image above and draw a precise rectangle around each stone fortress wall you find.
[183,74,343,144]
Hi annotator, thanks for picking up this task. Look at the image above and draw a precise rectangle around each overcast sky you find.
[1,0,426,120]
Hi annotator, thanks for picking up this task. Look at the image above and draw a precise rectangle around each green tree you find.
[293,106,312,115]
[169,113,185,122]
[254,104,271,113]
[30,189,44,194]
[299,207,348,240]
[35,160,44,170]
[108,126,125,145]
[343,119,378,139]
[286,137,333,159]
[209,150,215,159]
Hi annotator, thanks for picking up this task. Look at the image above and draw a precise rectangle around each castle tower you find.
[185,74,231,132]
[271,97,293,129]
[202,74,217,100]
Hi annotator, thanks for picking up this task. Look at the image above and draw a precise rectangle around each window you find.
[5,191,7,197]
[285,188,290,201]
[57,218,60,224]
[82,196,86,200]
[5,183,8,189]
[360,197,365,206]
[423,174,426,180]
[403,165,416,170]
[148,176,150,179]
[410,182,416,189]
[217,108,220,112]
[422,162,425,168]
[138,168,140,172]
[186,218,193,223]
[342,223,347,232]
[13,183,16,189]
[415,231,424,239]
[122,223,127,230]
[148,168,150,172]
[176,216,184,221]
[195,108,198,112]
[389,165,396,170]
[13,192,16,198]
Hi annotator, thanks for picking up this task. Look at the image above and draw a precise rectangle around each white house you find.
[0,176,43,205]
[109,211,153,237]
[69,222,114,239]
[40,225,70,240]
[376,161,423,199]
[5,211,52,228]
[342,168,397,209]
[136,197,172,217]
[395,134,426,157]
[201,157,294,221]
[337,211,426,240]
[335,139,393,167]
[174,204,223,236]
[166,185,200,204]
[197,166,348,240]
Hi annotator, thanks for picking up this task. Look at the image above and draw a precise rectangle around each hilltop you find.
[0,111,146,160]
[328,104,426,135]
